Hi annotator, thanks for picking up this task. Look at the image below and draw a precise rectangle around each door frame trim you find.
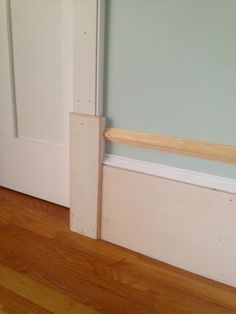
[73,0,105,116]
[70,0,105,238]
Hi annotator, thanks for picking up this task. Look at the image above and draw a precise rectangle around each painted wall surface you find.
[104,0,236,178]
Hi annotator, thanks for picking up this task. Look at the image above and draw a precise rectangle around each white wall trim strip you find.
[73,0,105,116]
[103,154,236,194]
[95,0,105,116]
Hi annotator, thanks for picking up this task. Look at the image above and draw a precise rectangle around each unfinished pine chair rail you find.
[104,128,236,164]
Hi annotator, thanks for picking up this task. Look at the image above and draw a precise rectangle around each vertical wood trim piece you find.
[70,113,105,239]
[71,1,105,237]
[71,1,105,238]
[73,0,97,115]
[73,0,104,116]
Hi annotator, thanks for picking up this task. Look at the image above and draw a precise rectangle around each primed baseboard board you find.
[101,161,236,287]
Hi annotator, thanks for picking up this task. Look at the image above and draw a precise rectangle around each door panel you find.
[0,0,73,206]
[11,0,64,145]
[0,137,68,205]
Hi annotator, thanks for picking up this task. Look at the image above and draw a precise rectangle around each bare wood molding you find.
[104,128,236,164]
[70,113,105,239]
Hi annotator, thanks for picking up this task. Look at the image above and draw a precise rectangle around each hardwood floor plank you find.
[3,297,52,314]
[0,264,98,314]
[0,285,16,309]
[0,188,68,238]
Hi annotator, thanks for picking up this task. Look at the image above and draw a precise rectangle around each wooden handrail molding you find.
[104,128,236,164]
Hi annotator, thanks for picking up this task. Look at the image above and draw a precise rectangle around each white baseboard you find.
[104,154,236,194]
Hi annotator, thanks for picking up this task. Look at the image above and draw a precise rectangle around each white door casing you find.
[70,0,105,238]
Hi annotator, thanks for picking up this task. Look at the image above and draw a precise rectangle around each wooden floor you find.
[0,188,236,313]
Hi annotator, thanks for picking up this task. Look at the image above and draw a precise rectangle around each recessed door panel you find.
[0,0,73,206]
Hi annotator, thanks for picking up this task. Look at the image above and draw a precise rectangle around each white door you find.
[0,0,73,206]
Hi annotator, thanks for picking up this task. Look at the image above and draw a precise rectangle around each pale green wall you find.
[104,0,236,178]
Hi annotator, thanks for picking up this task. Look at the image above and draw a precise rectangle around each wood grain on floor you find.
[0,187,236,314]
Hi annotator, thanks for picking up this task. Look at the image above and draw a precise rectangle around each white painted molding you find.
[73,0,105,116]
[103,154,236,194]
[73,0,97,114]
